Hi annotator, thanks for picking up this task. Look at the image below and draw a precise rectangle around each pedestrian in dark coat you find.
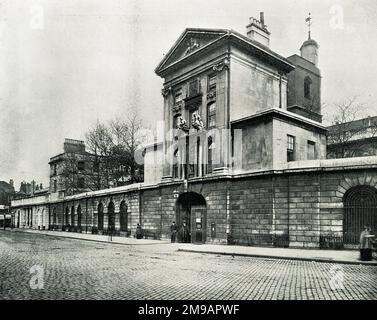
[170,221,178,243]
[359,226,374,261]
[179,221,190,243]
[136,223,143,239]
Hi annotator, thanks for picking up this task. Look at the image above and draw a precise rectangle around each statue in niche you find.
[177,116,189,132]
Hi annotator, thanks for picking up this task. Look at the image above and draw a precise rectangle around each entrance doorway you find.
[176,192,206,244]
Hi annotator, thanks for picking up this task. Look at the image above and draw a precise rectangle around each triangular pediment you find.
[155,28,228,75]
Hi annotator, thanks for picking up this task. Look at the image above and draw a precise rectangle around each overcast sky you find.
[0,0,376,188]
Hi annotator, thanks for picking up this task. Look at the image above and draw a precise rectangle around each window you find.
[304,77,312,99]
[173,148,179,179]
[53,180,57,193]
[207,102,216,128]
[78,161,85,171]
[173,114,181,129]
[207,137,213,174]
[307,140,316,160]
[77,177,85,188]
[287,135,295,162]
[94,159,100,172]
[208,74,217,91]
[188,79,200,97]
[174,88,183,104]
[53,164,57,176]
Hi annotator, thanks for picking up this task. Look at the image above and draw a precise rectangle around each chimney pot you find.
[246,13,270,47]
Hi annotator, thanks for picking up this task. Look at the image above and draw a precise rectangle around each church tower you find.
[300,13,319,66]
[286,13,322,122]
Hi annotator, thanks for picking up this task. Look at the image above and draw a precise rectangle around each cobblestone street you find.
[0,231,376,300]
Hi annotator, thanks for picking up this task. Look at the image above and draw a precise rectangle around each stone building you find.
[49,138,101,196]
[327,116,377,159]
[11,14,377,248]
[0,180,14,228]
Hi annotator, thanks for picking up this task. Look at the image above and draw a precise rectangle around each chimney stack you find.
[246,12,270,47]
[260,12,264,25]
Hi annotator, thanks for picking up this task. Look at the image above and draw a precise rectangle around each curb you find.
[178,249,377,266]
[2,228,171,246]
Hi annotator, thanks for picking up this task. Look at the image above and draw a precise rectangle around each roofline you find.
[155,28,229,74]
[155,28,295,76]
[231,108,327,132]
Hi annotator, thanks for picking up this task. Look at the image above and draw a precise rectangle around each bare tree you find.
[85,112,149,188]
[60,153,82,195]
[327,97,366,158]
[85,121,114,189]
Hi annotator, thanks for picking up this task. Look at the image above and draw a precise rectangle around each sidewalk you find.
[177,243,377,266]
[4,228,376,266]
[7,228,169,245]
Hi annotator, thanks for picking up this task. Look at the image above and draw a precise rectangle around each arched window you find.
[207,137,214,174]
[304,77,312,99]
[173,148,179,179]
[173,114,181,129]
[207,102,216,128]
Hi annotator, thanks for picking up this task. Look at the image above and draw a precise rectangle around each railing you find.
[319,235,344,250]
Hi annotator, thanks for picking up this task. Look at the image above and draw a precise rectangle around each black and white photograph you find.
[0,0,376,308]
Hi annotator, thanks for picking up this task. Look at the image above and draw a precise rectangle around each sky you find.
[0,0,376,189]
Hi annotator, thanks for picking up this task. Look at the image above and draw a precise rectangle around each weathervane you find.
[305,12,312,39]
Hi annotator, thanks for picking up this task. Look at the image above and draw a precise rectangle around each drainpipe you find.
[85,201,87,232]
[287,174,290,244]
[279,73,282,109]
[139,188,142,225]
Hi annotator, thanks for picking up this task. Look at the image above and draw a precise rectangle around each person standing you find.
[179,221,190,243]
[170,221,178,243]
[359,226,374,261]
[136,223,143,239]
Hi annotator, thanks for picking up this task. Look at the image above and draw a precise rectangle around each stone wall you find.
[11,162,377,249]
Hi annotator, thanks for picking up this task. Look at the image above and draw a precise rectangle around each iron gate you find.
[343,186,377,245]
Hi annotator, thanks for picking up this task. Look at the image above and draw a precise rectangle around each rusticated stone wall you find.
[11,166,377,249]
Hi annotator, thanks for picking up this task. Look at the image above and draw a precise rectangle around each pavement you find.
[6,228,377,266]
[1,230,376,300]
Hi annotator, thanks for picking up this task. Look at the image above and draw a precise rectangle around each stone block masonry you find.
[11,162,377,249]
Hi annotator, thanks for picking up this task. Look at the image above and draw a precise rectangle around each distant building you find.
[0,180,15,205]
[0,180,15,228]
[327,116,377,158]
[16,180,46,199]
[49,138,100,196]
